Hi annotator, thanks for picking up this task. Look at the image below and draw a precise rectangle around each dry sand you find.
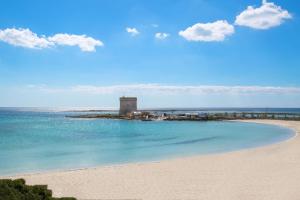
[5,120,300,200]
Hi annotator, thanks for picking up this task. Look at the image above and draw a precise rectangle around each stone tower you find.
[119,97,137,115]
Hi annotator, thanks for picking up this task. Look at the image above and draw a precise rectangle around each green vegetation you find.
[0,179,76,200]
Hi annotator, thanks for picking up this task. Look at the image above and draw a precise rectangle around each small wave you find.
[164,136,219,146]
[144,136,177,142]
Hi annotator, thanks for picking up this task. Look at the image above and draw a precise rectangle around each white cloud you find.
[0,28,52,49]
[0,28,103,52]
[126,27,140,36]
[48,34,103,52]
[235,0,292,29]
[27,84,300,95]
[179,20,234,42]
[155,32,169,40]
[26,84,65,93]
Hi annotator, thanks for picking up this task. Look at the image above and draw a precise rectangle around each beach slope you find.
[7,120,300,200]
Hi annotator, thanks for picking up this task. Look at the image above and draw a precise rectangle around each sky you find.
[0,0,299,108]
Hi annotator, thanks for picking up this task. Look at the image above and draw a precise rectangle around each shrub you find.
[0,179,76,200]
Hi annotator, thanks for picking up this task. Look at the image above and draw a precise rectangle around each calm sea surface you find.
[0,109,295,175]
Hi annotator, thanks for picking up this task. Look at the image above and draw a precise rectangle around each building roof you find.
[120,97,137,100]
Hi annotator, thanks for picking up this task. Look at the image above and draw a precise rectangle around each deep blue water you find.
[0,109,295,175]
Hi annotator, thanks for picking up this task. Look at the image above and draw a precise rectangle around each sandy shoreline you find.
[4,120,300,200]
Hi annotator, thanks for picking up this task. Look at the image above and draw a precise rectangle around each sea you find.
[0,107,296,175]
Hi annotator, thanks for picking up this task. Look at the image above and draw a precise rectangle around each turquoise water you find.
[0,110,294,175]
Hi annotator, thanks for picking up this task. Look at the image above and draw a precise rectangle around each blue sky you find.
[0,0,299,108]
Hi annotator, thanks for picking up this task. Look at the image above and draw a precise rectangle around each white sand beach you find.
[6,120,300,200]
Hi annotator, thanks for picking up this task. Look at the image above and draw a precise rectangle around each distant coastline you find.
[66,110,300,121]
[1,107,300,113]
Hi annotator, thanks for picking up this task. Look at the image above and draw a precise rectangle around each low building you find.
[119,97,137,116]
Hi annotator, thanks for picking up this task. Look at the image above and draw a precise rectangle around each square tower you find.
[119,97,137,115]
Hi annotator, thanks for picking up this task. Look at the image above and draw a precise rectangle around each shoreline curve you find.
[3,119,300,200]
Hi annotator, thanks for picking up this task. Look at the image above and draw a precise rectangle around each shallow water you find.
[0,110,294,175]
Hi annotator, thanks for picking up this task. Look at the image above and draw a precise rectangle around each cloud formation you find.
[27,84,300,95]
[126,27,140,36]
[0,28,103,52]
[48,34,103,52]
[179,20,234,42]
[0,28,52,49]
[155,32,169,40]
[235,0,292,29]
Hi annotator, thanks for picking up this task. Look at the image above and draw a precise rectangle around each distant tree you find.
[241,113,245,118]
[233,113,237,118]
[272,114,275,119]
